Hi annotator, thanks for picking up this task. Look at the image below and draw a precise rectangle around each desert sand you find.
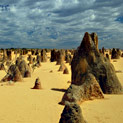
[0,53,123,123]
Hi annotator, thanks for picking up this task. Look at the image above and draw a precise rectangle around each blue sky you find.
[0,0,123,49]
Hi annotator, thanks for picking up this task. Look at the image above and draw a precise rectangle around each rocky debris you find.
[60,32,122,105]
[32,77,42,89]
[67,81,71,83]
[59,102,86,123]
[1,65,22,82]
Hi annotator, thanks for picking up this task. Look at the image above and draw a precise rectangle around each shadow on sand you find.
[51,88,67,92]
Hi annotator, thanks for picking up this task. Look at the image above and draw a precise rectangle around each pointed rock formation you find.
[17,60,31,77]
[72,32,122,94]
[32,77,42,89]
[56,50,65,65]
[27,55,33,64]
[1,65,22,82]
[36,54,41,62]
[31,49,36,55]
[6,50,12,60]
[24,70,31,77]
[59,103,86,123]
[60,32,122,105]
[16,57,22,66]
[50,49,57,62]
[111,48,121,59]
[41,49,47,62]
[3,49,7,61]
[63,67,69,74]
[65,53,72,64]
[33,57,36,63]
[51,49,65,64]
[106,53,110,60]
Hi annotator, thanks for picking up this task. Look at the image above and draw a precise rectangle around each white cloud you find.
[0,0,123,48]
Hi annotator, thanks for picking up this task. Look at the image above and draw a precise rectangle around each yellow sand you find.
[0,55,123,123]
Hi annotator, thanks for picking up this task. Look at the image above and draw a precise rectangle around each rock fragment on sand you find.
[32,77,42,89]
[49,70,53,73]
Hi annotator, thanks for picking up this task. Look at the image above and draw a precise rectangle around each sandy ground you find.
[0,58,71,123]
[0,55,123,123]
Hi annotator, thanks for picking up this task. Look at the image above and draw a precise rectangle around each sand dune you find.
[0,56,123,123]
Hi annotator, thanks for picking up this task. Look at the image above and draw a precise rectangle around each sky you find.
[0,0,123,49]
